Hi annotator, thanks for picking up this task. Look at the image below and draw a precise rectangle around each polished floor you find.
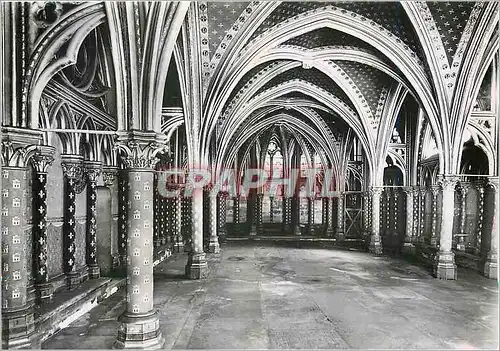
[43,243,499,349]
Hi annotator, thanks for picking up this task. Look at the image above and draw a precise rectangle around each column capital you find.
[369,186,384,197]
[31,145,56,173]
[430,184,441,195]
[102,167,119,187]
[402,186,413,195]
[61,155,84,179]
[438,174,459,192]
[1,127,43,167]
[115,131,168,170]
[487,176,499,192]
[84,161,102,182]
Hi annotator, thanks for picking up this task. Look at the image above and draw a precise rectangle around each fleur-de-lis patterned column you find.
[484,177,498,279]
[430,185,440,247]
[434,175,459,280]
[307,197,315,235]
[233,195,240,224]
[291,195,301,235]
[185,187,209,279]
[474,182,486,254]
[208,192,220,254]
[269,196,275,223]
[117,170,129,266]
[173,191,184,253]
[369,187,383,255]
[1,165,34,348]
[31,147,55,303]
[256,193,264,234]
[282,196,292,233]
[402,187,414,252]
[411,187,420,244]
[217,192,228,243]
[102,168,121,269]
[61,155,85,289]
[362,191,371,238]
[85,161,102,279]
[114,134,166,348]
[325,197,334,237]
[456,182,469,251]
[336,193,345,241]
[418,188,426,243]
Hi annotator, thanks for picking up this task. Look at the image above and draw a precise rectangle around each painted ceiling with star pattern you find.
[203,1,482,136]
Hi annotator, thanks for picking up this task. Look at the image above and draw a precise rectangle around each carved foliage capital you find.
[31,146,56,173]
[369,187,384,198]
[438,175,459,192]
[115,135,168,170]
[102,168,118,187]
[84,161,102,183]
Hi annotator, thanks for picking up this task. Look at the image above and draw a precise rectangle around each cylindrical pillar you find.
[61,155,85,289]
[1,166,35,348]
[208,192,220,253]
[217,192,228,243]
[369,187,383,255]
[402,187,414,253]
[336,193,344,241]
[434,175,459,280]
[185,188,209,279]
[307,197,315,235]
[484,177,498,279]
[85,161,101,279]
[430,185,440,247]
[31,147,55,303]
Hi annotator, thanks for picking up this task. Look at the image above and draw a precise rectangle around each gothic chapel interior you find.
[1,1,499,350]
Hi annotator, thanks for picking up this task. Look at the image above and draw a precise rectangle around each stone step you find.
[33,277,125,346]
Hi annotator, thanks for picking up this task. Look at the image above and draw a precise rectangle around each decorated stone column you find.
[1,163,34,348]
[233,195,240,224]
[336,193,345,241]
[114,133,166,349]
[456,182,469,251]
[369,187,383,255]
[256,193,264,234]
[474,182,486,254]
[172,191,184,253]
[307,197,315,235]
[484,177,498,279]
[430,185,440,247]
[402,187,415,253]
[418,187,426,243]
[102,168,121,270]
[185,187,209,279]
[282,196,292,233]
[411,187,420,244]
[217,192,228,243]
[362,191,371,239]
[117,170,129,266]
[291,195,301,235]
[85,161,102,279]
[325,197,334,237]
[61,155,85,289]
[434,175,459,280]
[207,191,220,253]
[269,196,275,223]
[31,146,55,303]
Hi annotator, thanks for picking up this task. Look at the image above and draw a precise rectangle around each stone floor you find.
[43,242,499,349]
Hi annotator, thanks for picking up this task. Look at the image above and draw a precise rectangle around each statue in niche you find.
[390,128,402,144]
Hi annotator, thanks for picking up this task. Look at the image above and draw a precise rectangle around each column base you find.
[293,225,301,236]
[484,251,498,279]
[185,253,208,279]
[336,230,344,242]
[249,225,257,236]
[114,311,164,349]
[208,236,221,254]
[402,242,415,255]
[1,305,35,349]
[173,241,184,253]
[369,236,383,255]
[65,270,85,290]
[325,227,334,238]
[218,230,227,243]
[433,251,457,280]
[88,264,101,279]
[35,282,54,304]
